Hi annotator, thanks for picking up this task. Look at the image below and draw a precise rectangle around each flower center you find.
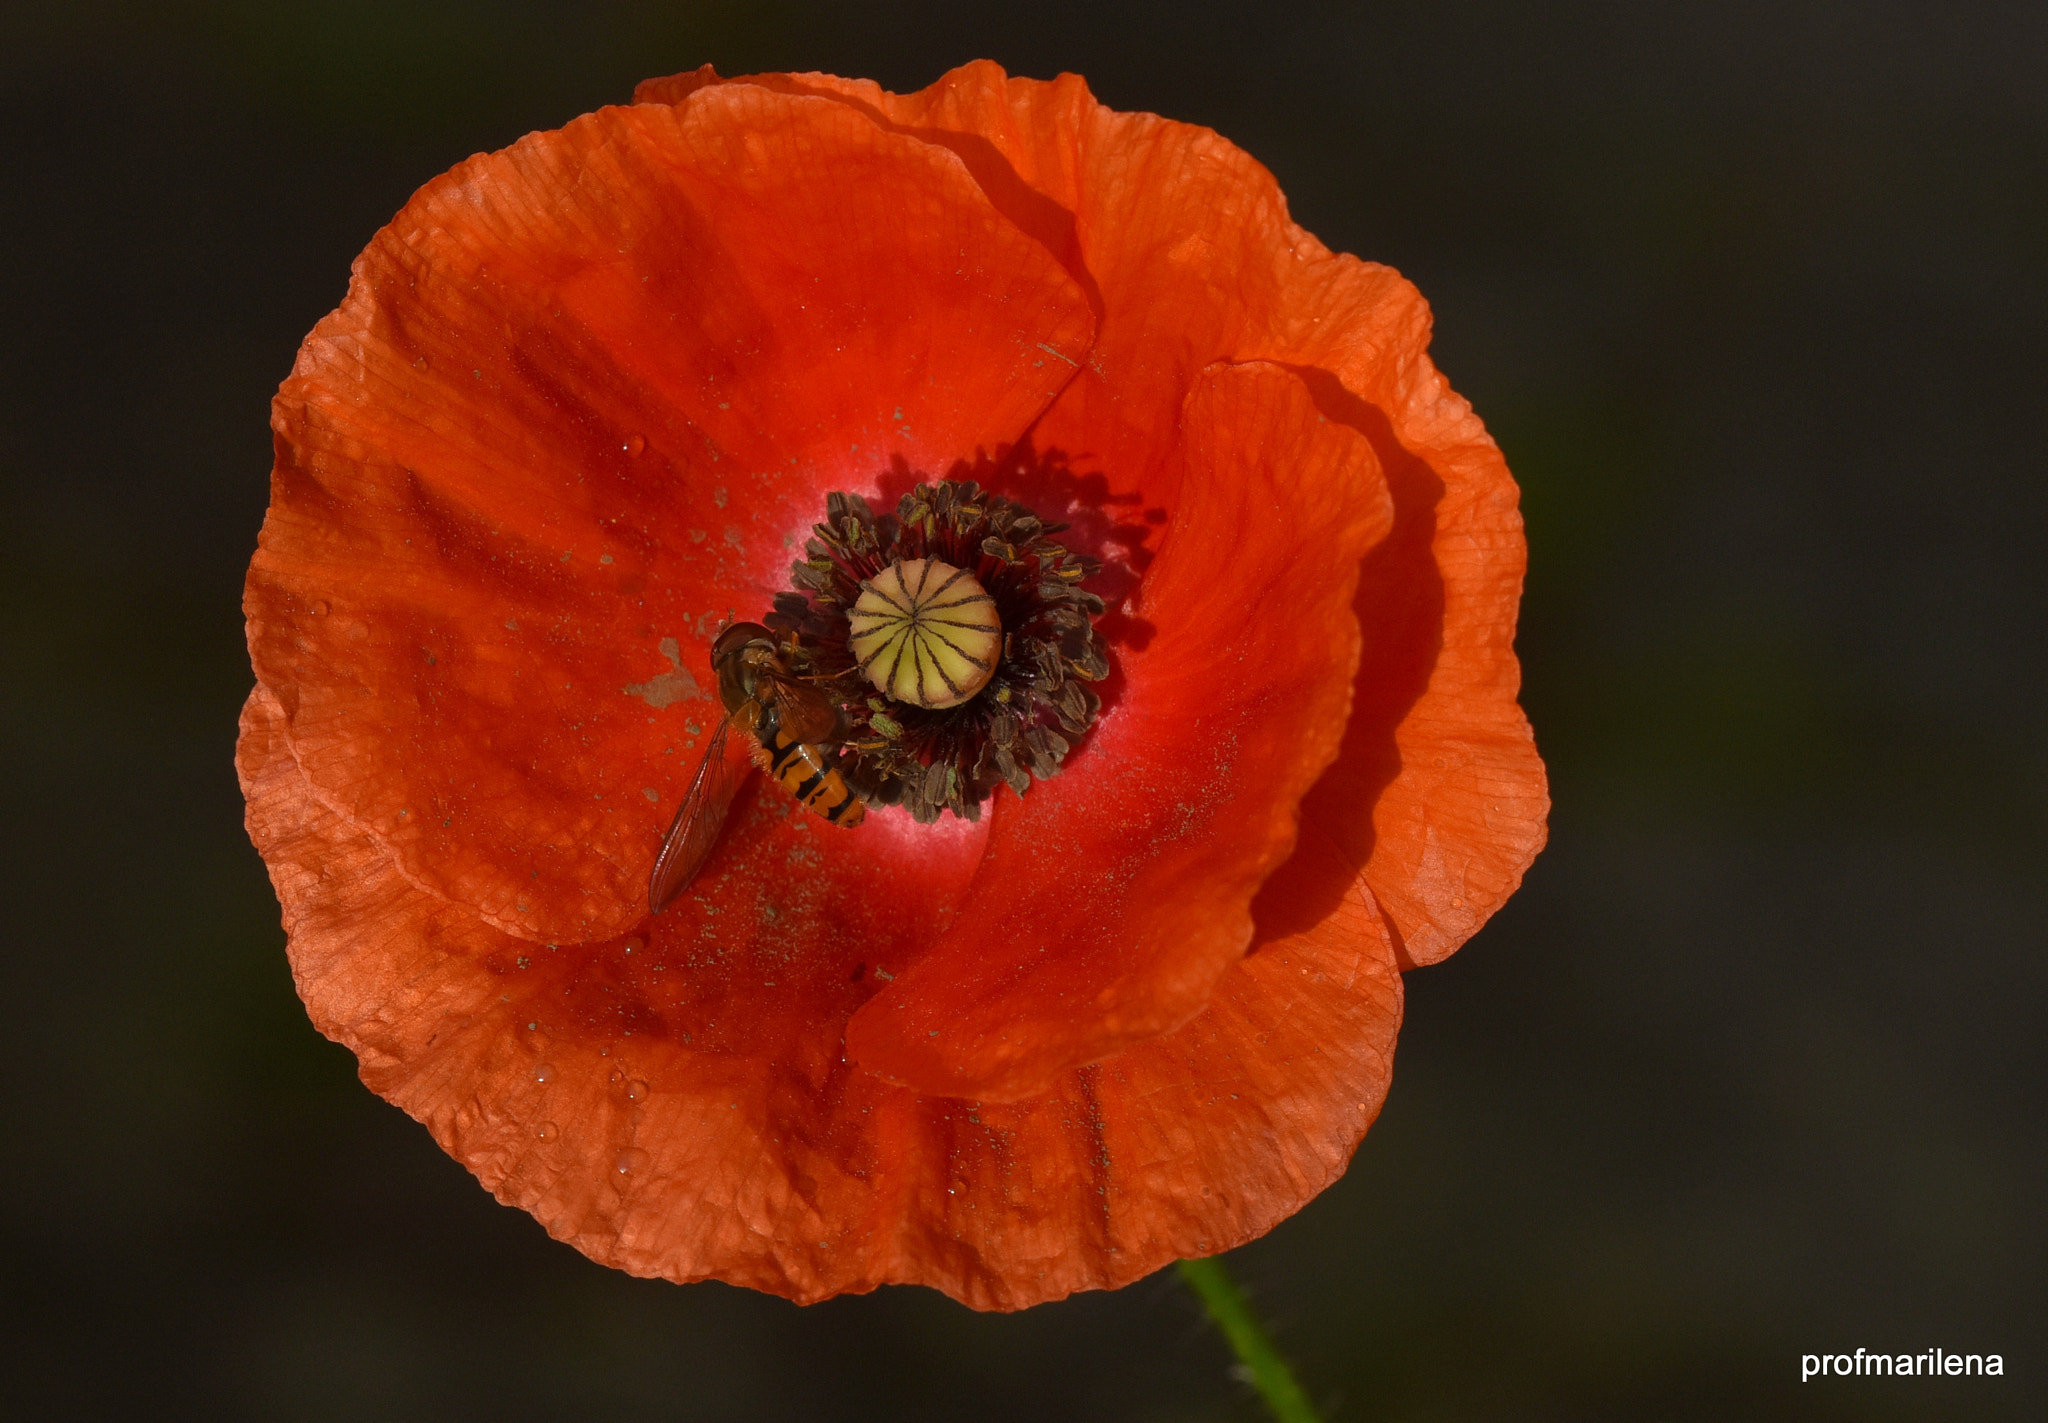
[848,557,1001,709]
[764,479,1109,823]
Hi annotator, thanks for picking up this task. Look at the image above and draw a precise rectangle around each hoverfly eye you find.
[711,620,775,660]
[847,557,1002,709]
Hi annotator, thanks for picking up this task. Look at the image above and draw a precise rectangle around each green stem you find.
[1176,1255,1324,1423]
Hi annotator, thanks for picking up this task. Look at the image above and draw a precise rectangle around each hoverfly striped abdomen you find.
[756,722,866,827]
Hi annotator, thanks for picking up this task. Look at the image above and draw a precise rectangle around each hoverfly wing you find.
[648,710,757,913]
[756,666,844,743]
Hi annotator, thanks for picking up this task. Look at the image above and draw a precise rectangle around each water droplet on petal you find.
[533,1062,555,1084]
[625,1080,648,1102]
[614,1147,650,1175]
[608,1068,623,1084]
[535,1121,558,1141]
[308,600,329,617]
[624,434,645,455]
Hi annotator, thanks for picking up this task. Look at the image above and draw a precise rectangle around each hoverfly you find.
[647,621,865,912]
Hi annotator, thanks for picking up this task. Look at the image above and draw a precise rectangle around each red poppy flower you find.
[239,61,1546,1309]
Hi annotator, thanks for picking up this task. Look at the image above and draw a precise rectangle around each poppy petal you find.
[246,86,1096,943]
[1287,378,1550,967]
[846,359,1393,1102]
[241,683,1400,1308]
[650,62,1549,964]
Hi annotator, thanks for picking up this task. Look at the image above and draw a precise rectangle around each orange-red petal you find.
[643,62,1549,964]
[240,684,1400,1308]
[247,86,1094,944]
[847,361,1390,1101]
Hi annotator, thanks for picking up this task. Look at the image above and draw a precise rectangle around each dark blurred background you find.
[4,2,2042,1419]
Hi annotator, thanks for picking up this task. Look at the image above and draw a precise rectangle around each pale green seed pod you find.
[847,557,1001,709]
